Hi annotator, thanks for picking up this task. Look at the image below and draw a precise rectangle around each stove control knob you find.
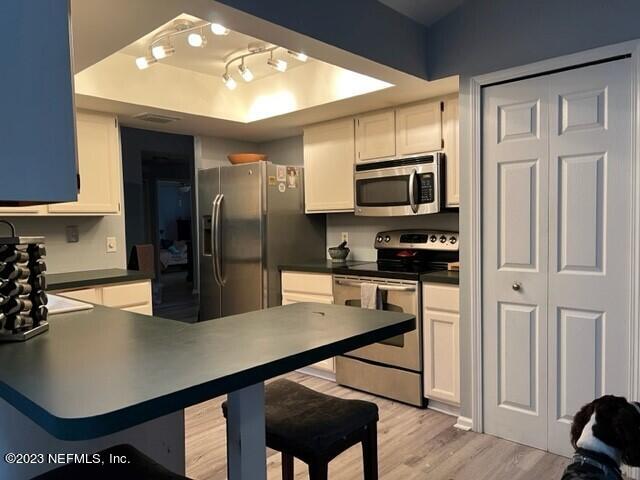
[376,235,383,243]
[430,235,437,242]
[439,235,447,243]
[384,235,391,243]
[450,236,457,244]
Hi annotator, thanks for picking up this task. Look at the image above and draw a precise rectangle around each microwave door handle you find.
[335,280,416,292]
[408,169,418,213]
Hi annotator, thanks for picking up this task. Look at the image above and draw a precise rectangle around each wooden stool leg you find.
[362,422,378,480]
[282,453,294,480]
[308,461,328,480]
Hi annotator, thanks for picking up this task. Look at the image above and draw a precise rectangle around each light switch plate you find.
[106,236,117,253]
[65,225,79,243]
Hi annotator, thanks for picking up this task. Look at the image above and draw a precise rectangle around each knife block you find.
[0,220,49,341]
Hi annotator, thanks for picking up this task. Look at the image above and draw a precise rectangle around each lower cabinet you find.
[55,280,153,315]
[281,271,334,373]
[423,283,460,406]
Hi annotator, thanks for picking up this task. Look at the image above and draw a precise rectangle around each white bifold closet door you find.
[482,58,632,456]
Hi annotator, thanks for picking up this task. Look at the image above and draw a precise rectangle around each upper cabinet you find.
[355,110,396,163]
[48,111,122,215]
[443,96,460,207]
[396,101,443,156]
[304,118,355,213]
[0,111,122,217]
[1,1,77,205]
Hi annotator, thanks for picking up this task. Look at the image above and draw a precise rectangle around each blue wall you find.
[215,0,429,79]
[428,0,640,78]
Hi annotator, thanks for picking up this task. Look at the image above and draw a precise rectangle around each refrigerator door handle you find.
[211,194,221,286]
[214,193,225,286]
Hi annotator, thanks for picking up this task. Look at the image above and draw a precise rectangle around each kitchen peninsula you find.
[0,302,414,479]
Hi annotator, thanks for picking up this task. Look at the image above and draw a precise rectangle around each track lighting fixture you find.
[238,61,253,82]
[267,53,288,72]
[222,73,237,90]
[187,31,206,47]
[211,23,230,36]
[135,56,157,70]
[287,50,308,62]
[151,44,175,60]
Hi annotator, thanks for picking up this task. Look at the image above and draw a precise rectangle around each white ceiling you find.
[119,14,309,80]
[378,0,463,26]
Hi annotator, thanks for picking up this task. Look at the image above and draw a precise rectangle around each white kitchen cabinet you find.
[423,283,460,405]
[281,271,334,373]
[442,96,460,207]
[48,111,122,215]
[303,118,355,213]
[356,110,396,162]
[396,101,443,156]
[56,280,152,316]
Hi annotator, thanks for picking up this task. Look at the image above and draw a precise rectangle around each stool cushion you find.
[223,379,378,459]
[33,444,190,480]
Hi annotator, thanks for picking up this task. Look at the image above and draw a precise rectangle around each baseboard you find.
[297,366,336,382]
[454,415,473,431]
[427,398,460,417]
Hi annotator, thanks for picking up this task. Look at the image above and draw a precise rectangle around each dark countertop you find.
[0,303,414,441]
[280,261,460,284]
[279,260,371,274]
[420,270,459,285]
[48,268,152,291]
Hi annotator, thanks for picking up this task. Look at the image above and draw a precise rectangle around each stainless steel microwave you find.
[354,154,444,216]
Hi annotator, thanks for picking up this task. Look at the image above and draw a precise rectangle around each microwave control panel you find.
[418,173,434,203]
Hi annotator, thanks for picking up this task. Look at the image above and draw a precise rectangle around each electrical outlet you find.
[106,237,117,253]
[341,232,349,244]
[65,225,79,243]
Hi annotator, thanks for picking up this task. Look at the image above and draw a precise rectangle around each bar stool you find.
[34,444,192,480]
[223,378,379,480]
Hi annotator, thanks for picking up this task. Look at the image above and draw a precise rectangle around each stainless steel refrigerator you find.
[198,162,325,320]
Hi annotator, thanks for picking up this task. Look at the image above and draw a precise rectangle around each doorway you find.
[121,127,198,322]
[480,57,633,456]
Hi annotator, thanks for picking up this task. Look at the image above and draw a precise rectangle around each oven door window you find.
[344,298,405,347]
[356,176,410,207]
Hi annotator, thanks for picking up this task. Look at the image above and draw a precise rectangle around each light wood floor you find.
[185,372,570,480]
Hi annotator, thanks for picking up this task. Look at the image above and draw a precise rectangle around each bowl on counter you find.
[328,241,350,262]
[227,153,268,164]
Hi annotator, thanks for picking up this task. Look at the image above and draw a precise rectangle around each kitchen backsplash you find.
[326,212,460,261]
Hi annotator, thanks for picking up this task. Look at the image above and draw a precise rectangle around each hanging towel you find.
[361,283,384,310]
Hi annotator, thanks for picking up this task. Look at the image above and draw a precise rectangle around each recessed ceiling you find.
[120,14,309,81]
[378,0,463,26]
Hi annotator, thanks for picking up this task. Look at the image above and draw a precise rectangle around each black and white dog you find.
[562,395,640,479]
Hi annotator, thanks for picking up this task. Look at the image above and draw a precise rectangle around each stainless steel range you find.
[333,229,459,407]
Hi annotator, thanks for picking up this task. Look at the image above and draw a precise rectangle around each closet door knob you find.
[512,282,521,291]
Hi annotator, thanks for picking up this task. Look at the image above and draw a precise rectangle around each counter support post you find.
[226,382,266,480]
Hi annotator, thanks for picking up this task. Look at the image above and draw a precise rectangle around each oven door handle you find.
[335,280,416,292]
[408,169,418,213]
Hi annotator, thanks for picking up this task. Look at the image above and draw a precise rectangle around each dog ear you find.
[571,400,596,448]
[614,403,640,467]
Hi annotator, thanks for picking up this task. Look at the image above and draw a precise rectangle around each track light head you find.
[287,50,308,62]
[211,23,230,36]
[151,44,175,60]
[267,56,288,72]
[238,63,254,82]
[187,32,206,48]
[222,73,237,90]
[135,56,157,70]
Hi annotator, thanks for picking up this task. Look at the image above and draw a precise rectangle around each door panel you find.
[483,76,549,450]
[220,163,263,317]
[483,58,632,456]
[198,168,220,321]
[547,59,632,456]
